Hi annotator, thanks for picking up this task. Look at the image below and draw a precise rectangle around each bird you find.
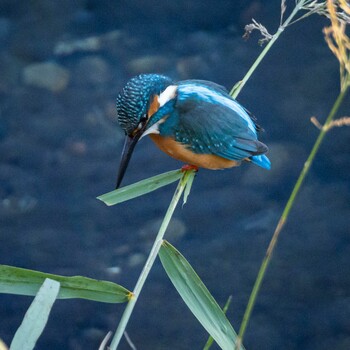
[115,73,270,188]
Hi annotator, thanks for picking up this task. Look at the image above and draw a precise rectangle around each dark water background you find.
[0,1,349,349]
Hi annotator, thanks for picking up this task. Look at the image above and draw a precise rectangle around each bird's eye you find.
[137,114,148,129]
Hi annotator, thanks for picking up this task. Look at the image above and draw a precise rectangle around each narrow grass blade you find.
[0,265,131,303]
[159,241,244,350]
[182,170,196,205]
[10,278,60,350]
[97,169,183,206]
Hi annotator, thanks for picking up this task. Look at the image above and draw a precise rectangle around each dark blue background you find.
[0,1,349,349]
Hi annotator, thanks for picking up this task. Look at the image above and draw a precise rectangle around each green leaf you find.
[182,169,196,205]
[0,265,132,303]
[203,295,233,350]
[10,278,60,350]
[159,241,245,350]
[97,169,183,206]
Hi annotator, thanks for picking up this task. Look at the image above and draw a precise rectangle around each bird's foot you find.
[181,164,199,172]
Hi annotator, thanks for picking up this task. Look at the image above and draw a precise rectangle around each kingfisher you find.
[115,74,270,188]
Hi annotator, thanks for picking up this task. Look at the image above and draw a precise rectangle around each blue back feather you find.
[153,80,269,164]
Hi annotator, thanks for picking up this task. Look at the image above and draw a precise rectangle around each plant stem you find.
[234,86,348,350]
[109,170,193,350]
[230,29,281,99]
[231,0,305,99]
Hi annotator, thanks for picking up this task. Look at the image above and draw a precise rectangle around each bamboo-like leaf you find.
[10,278,60,350]
[97,169,182,206]
[203,295,233,350]
[159,241,245,350]
[0,265,132,303]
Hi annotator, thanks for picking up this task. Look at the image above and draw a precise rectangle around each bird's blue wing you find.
[179,79,230,95]
[161,81,268,161]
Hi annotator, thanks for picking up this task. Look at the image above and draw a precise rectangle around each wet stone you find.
[176,55,211,79]
[105,266,122,275]
[127,253,146,267]
[241,141,306,188]
[138,217,187,243]
[73,56,111,85]
[54,30,123,56]
[22,61,70,92]
[127,55,171,75]
[1,195,38,218]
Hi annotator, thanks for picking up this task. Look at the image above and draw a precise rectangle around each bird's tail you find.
[250,154,271,170]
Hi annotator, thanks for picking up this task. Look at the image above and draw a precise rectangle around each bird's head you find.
[115,74,174,188]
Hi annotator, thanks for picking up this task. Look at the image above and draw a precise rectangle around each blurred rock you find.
[241,141,306,187]
[176,55,211,79]
[178,31,220,54]
[69,327,106,350]
[69,9,98,36]
[105,266,122,275]
[55,36,100,56]
[23,61,70,92]
[239,208,279,232]
[127,253,146,267]
[1,195,38,217]
[64,140,87,156]
[138,217,186,243]
[127,55,171,75]
[74,56,111,85]
[54,30,122,56]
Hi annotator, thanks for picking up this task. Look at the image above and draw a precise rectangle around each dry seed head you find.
[323,0,350,90]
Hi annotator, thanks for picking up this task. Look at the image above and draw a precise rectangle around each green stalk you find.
[109,170,193,350]
[231,0,305,99]
[234,86,349,350]
[230,29,281,99]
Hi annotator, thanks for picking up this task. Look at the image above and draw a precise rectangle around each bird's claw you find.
[181,164,199,172]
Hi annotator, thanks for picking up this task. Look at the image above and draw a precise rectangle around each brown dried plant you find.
[311,115,350,130]
[323,0,350,91]
[244,1,350,46]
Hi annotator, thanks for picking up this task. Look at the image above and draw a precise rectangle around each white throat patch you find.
[158,85,177,107]
[140,85,176,139]
[140,117,168,139]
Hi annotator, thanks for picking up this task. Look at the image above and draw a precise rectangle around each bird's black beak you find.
[115,134,139,189]
[116,121,148,188]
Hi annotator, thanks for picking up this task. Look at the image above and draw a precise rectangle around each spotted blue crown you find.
[116,74,172,135]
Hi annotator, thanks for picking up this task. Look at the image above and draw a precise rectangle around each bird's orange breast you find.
[149,134,240,169]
